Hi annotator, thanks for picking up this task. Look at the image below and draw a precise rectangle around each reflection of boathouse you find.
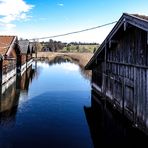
[84,91,148,147]
[86,13,148,134]
[0,65,35,126]
[17,65,35,91]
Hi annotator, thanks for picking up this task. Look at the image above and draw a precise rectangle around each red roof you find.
[0,36,15,55]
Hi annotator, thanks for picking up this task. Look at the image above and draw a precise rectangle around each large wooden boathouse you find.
[85,13,148,134]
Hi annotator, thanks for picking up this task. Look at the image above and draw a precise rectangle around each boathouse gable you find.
[0,36,19,59]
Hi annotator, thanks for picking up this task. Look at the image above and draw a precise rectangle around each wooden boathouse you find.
[85,13,148,133]
[18,40,34,75]
[0,36,20,84]
[0,36,34,85]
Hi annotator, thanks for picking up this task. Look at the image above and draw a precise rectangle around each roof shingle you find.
[0,36,15,55]
[19,40,30,54]
[132,14,148,21]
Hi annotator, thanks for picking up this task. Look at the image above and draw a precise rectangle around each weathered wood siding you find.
[21,55,27,65]
[92,26,148,132]
[2,60,16,74]
[27,54,32,61]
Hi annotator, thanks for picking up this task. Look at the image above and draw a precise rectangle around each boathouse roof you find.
[19,40,30,54]
[85,13,148,69]
[0,36,16,55]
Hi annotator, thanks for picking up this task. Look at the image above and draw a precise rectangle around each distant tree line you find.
[35,39,99,52]
[40,39,66,52]
[68,42,98,45]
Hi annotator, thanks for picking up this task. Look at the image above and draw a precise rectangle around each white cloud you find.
[0,0,34,29]
[57,3,64,7]
[5,23,16,29]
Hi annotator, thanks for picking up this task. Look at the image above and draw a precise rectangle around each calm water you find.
[0,61,147,148]
[0,61,92,148]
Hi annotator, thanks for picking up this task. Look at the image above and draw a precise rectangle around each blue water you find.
[0,61,147,148]
[0,62,93,148]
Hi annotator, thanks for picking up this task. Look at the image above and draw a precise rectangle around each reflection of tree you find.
[46,56,91,80]
[0,65,36,126]
[84,90,148,147]
[48,56,72,65]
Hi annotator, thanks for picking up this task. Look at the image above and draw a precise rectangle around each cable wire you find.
[0,20,117,48]
[29,21,117,41]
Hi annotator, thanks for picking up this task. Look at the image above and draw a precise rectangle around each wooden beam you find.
[104,40,107,102]
[124,18,127,31]
[109,40,112,48]
[0,57,3,85]
[147,32,148,45]
[109,40,118,48]
[125,14,148,32]
[107,60,148,69]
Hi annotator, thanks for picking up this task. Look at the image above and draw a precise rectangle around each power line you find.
[29,21,117,41]
[0,20,117,48]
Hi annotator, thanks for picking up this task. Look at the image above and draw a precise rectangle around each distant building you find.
[18,40,34,74]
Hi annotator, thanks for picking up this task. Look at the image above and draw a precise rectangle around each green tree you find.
[36,42,43,52]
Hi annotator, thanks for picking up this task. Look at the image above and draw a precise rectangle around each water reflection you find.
[84,90,148,147]
[0,66,35,126]
[16,66,35,91]
[40,56,91,80]
[0,61,91,148]
[48,56,71,65]
[0,80,19,126]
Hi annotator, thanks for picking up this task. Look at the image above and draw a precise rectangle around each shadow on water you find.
[0,66,35,127]
[84,90,148,147]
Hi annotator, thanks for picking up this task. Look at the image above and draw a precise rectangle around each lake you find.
[0,61,147,148]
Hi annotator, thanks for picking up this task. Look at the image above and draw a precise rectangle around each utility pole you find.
[33,39,38,71]
[33,39,38,59]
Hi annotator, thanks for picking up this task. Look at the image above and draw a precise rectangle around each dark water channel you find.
[0,61,147,148]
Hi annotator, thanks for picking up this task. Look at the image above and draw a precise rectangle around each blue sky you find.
[0,0,148,43]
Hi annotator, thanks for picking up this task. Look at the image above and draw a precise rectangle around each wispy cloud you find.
[0,0,34,29]
[57,3,64,7]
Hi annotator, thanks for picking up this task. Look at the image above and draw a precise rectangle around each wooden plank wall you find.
[93,26,148,131]
[106,27,148,129]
